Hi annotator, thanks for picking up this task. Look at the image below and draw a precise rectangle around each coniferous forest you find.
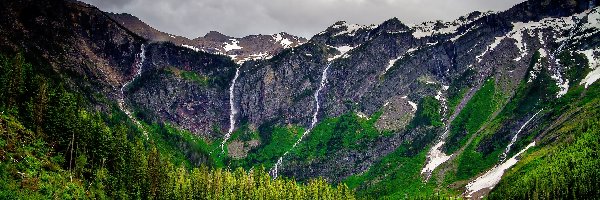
[1,0,600,199]
[0,54,354,199]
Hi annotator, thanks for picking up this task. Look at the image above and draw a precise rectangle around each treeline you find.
[0,53,355,199]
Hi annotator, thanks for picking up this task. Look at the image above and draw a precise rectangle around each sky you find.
[81,0,525,39]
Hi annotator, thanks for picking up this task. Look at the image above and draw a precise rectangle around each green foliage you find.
[165,67,211,86]
[442,50,599,189]
[148,123,222,168]
[445,78,502,154]
[232,125,303,169]
[289,112,384,160]
[343,143,455,199]
[228,122,260,142]
[451,135,504,182]
[0,53,354,199]
[488,95,600,199]
[411,96,443,128]
[559,51,590,87]
[446,68,476,116]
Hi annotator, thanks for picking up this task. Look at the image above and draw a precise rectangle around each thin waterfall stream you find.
[118,44,148,139]
[221,67,241,154]
[500,110,542,162]
[269,63,331,179]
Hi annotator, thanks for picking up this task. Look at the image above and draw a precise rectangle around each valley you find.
[0,0,599,199]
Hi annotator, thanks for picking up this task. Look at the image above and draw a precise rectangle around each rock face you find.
[126,43,236,138]
[0,0,237,138]
[108,13,307,64]
[1,0,599,192]
[233,0,600,181]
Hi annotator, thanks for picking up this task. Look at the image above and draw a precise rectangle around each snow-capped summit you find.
[107,13,307,64]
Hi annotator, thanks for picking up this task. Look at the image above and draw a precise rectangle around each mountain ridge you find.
[107,12,307,64]
[0,0,598,199]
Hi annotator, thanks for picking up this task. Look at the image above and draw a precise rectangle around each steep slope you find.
[223,0,600,198]
[0,0,598,199]
[0,52,355,199]
[0,0,237,138]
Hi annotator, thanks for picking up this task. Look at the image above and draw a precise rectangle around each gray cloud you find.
[81,0,525,39]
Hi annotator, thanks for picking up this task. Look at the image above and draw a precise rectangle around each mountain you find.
[0,0,599,199]
[108,13,307,64]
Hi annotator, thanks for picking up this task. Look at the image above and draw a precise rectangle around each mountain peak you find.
[204,31,231,40]
[374,17,410,33]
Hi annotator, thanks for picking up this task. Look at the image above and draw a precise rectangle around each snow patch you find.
[334,23,365,36]
[223,39,243,51]
[465,142,536,197]
[280,38,293,48]
[182,44,201,52]
[551,74,569,97]
[476,36,506,63]
[356,112,369,119]
[538,48,548,58]
[407,47,419,54]
[577,7,600,36]
[451,25,479,42]
[421,140,451,175]
[411,12,492,39]
[385,57,400,72]
[328,45,356,61]
[272,33,294,48]
[477,14,579,65]
[507,25,527,61]
[578,48,600,88]
[408,100,418,111]
[434,91,443,100]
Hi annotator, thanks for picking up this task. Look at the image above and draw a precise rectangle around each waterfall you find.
[500,110,542,162]
[269,63,331,179]
[221,67,241,154]
[118,44,148,139]
[465,142,536,198]
[121,44,146,93]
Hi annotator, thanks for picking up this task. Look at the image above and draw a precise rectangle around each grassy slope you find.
[488,83,600,199]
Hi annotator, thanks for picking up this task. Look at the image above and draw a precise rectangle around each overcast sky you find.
[81,0,525,39]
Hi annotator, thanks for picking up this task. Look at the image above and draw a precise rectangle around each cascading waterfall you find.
[500,110,542,162]
[221,67,241,154]
[269,63,331,179]
[465,142,536,198]
[464,110,541,197]
[119,44,148,139]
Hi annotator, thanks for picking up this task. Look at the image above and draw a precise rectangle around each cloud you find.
[81,0,525,39]
[84,0,135,10]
